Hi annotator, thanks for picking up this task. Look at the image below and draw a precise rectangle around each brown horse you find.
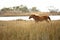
[29,15,51,22]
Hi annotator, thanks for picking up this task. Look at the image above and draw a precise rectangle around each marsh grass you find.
[0,20,60,40]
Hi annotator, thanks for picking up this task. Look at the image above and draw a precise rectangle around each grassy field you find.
[0,12,59,16]
[0,20,60,40]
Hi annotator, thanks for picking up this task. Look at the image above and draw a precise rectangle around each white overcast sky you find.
[0,0,60,12]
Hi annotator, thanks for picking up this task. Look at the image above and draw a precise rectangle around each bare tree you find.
[48,6,59,13]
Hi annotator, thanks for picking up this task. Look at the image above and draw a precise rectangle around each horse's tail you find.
[48,16,51,21]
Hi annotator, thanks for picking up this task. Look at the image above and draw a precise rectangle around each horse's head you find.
[29,15,36,19]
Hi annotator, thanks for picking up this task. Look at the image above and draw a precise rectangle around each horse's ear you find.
[30,14,35,16]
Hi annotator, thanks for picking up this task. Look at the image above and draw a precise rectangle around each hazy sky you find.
[0,0,60,12]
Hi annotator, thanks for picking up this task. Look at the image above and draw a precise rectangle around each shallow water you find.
[0,15,60,21]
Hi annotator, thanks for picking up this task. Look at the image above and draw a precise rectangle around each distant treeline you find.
[0,5,60,16]
[0,5,39,13]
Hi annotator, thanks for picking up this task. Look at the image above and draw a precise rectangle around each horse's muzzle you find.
[29,17,31,19]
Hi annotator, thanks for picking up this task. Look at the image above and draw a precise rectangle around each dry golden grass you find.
[0,20,60,40]
[0,12,52,16]
[1,11,60,16]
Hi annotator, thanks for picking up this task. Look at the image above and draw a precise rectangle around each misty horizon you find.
[0,0,60,12]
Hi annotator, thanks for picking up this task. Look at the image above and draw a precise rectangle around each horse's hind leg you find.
[45,20,49,23]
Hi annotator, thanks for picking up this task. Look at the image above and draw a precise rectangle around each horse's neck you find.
[33,16,40,20]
